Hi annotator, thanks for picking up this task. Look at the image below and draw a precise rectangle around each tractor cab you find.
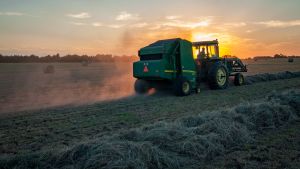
[193,40,220,60]
[192,40,222,81]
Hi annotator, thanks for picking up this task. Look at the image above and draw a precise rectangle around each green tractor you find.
[133,38,247,96]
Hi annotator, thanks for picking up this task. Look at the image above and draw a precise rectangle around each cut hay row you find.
[1,90,299,169]
[245,71,300,85]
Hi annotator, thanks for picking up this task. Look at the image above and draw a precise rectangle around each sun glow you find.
[192,33,214,42]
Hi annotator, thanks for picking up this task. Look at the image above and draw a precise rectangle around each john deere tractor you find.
[133,38,247,96]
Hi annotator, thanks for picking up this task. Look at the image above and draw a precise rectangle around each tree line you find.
[0,54,139,63]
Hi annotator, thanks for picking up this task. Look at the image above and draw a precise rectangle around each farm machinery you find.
[133,38,247,96]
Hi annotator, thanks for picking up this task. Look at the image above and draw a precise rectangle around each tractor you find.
[133,38,247,96]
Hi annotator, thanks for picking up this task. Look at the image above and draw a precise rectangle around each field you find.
[0,58,299,114]
[0,62,135,113]
[0,58,300,169]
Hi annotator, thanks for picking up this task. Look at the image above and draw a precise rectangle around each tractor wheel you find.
[134,79,150,94]
[208,62,229,89]
[173,76,191,96]
[234,73,244,86]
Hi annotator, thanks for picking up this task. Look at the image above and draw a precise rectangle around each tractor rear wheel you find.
[134,79,150,94]
[208,62,229,89]
[234,73,244,86]
[173,76,191,96]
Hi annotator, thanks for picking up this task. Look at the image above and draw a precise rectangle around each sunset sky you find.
[0,0,300,58]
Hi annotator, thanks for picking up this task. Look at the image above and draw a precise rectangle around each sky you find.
[0,0,300,58]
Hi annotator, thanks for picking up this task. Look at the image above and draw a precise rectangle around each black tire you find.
[234,73,244,86]
[134,79,150,94]
[208,62,229,89]
[173,76,191,96]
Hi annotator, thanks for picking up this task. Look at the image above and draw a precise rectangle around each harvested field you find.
[0,58,299,113]
[0,89,299,169]
[242,58,300,75]
[0,63,134,113]
[0,58,299,169]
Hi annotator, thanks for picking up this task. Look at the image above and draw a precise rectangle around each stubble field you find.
[0,58,299,169]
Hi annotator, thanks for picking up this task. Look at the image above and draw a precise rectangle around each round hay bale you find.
[82,61,89,66]
[43,65,55,74]
[288,58,294,63]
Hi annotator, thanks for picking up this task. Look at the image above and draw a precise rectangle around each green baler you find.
[133,38,247,96]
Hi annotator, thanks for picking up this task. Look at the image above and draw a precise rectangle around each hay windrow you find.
[244,71,300,85]
[0,90,299,169]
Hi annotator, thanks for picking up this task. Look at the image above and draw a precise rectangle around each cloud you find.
[115,11,140,21]
[165,15,182,20]
[224,22,247,27]
[148,25,161,30]
[67,12,91,19]
[246,30,254,33]
[130,22,148,28]
[107,24,124,29]
[256,20,300,28]
[0,12,25,16]
[69,21,121,28]
[92,22,102,27]
[161,19,210,29]
[69,22,87,26]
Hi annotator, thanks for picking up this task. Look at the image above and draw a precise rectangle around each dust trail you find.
[0,63,135,114]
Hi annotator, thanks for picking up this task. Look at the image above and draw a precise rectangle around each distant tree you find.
[274,54,287,58]
[253,56,272,60]
[223,55,237,58]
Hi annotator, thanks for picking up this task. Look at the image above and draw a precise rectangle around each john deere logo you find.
[143,66,149,72]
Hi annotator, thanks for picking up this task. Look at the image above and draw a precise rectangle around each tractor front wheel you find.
[234,73,244,86]
[134,79,150,94]
[173,76,191,96]
[208,62,229,89]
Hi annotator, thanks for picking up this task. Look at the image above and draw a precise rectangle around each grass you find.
[0,89,299,169]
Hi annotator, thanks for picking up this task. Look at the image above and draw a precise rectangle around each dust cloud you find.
[0,63,135,114]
